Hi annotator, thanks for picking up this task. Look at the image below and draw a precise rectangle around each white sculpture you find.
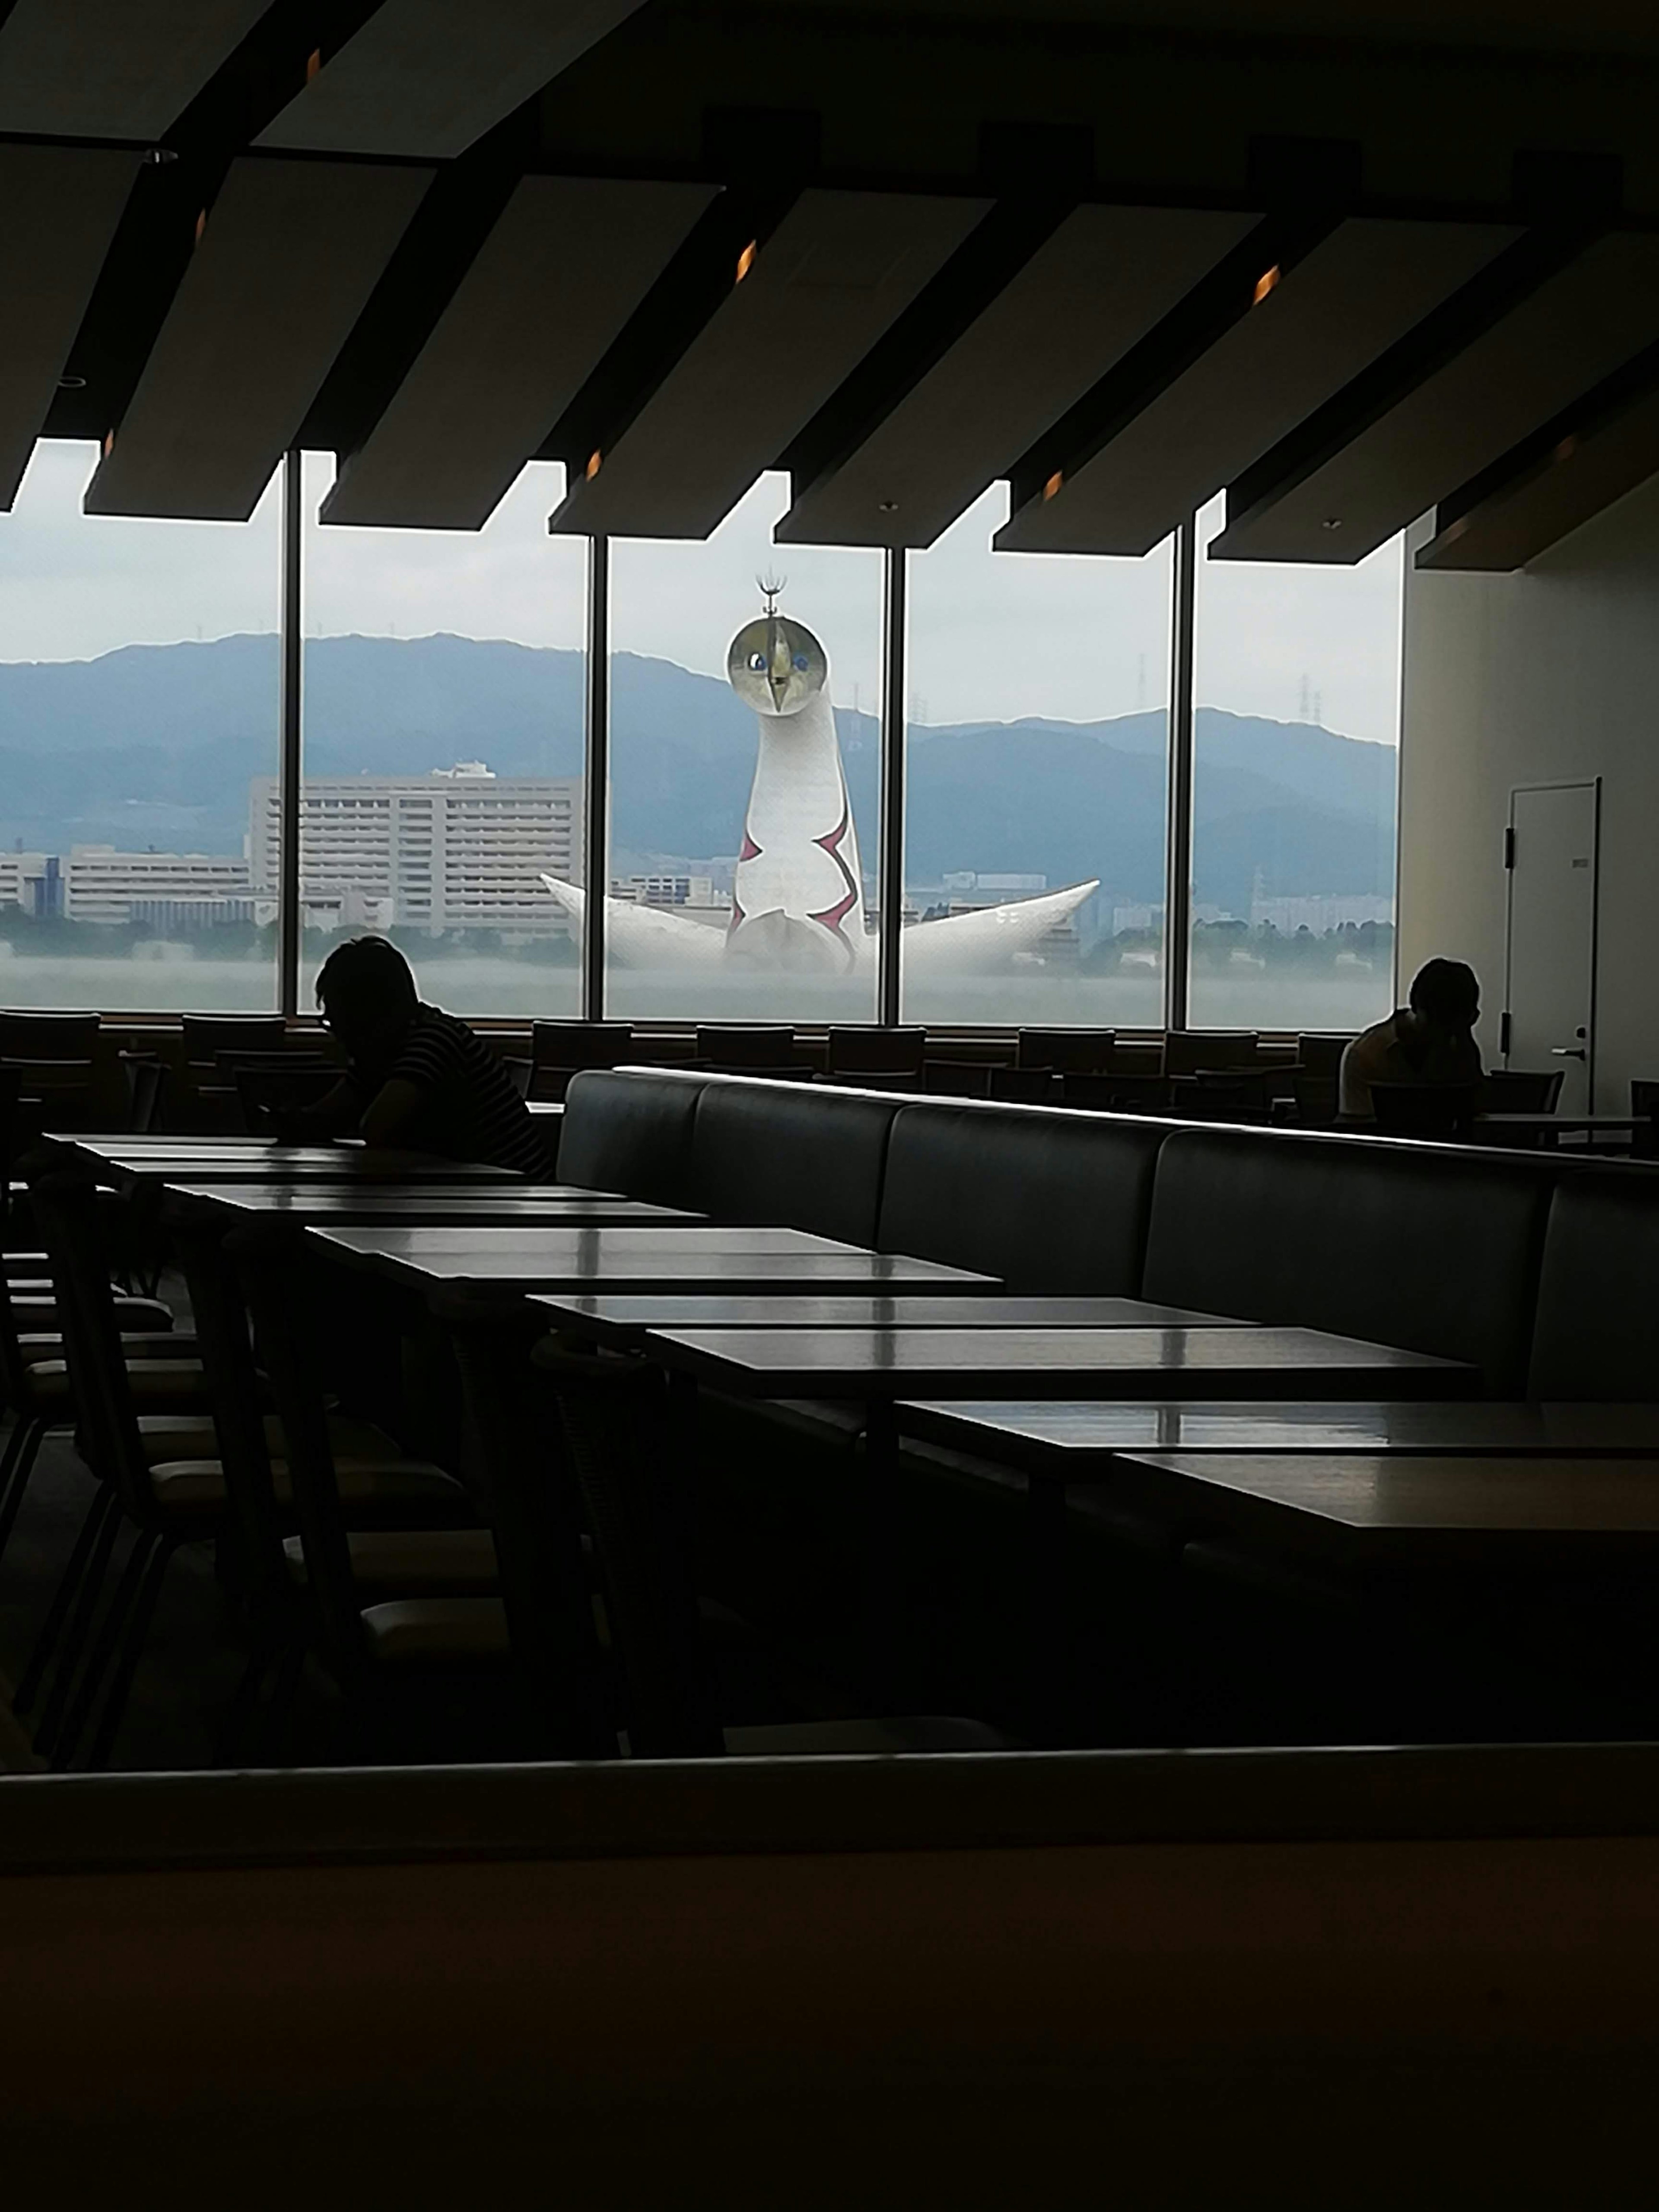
[542,591,1097,973]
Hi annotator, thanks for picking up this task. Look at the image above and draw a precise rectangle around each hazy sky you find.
[0,442,1403,745]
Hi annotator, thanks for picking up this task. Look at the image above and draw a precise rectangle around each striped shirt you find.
[382,1004,548,1176]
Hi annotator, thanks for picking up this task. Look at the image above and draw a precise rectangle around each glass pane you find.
[1189,491,1402,1035]
[296,454,585,1019]
[607,473,883,1024]
[903,485,1172,1030]
[0,439,280,1011]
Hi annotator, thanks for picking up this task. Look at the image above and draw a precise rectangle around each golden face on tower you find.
[726,614,828,718]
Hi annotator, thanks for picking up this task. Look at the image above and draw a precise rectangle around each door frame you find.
[1502,775,1602,1108]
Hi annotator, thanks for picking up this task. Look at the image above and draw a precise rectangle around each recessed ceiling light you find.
[1321,515,1341,531]
[878,499,898,513]
[734,239,757,284]
[306,48,323,82]
[1252,264,1281,305]
[585,450,603,481]
[1043,470,1064,502]
[1554,434,1578,464]
[194,208,207,245]
[143,146,178,167]
[57,373,86,391]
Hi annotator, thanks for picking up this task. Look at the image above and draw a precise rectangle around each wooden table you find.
[166,1184,701,1228]
[1110,1450,1659,1570]
[531,1293,1244,1350]
[1475,1112,1650,1149]
[311,1224,995,1296]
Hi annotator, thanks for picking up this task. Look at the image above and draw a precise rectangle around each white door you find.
[1503,780,1599,1114]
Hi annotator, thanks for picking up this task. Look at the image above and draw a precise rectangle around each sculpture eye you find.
[747,652,766,671]
[792,653,808,671]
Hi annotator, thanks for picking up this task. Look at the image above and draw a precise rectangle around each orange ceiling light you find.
[306,48,322,82]
[1042,469,1065,501]
[585,450,603,480]
[1252,264,1281,305]
[734,239,757,284]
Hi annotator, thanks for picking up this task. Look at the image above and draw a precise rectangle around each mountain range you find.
[0,631,1396,919]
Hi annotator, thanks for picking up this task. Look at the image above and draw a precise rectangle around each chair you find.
[1369,1081,1479,1138]
[1016,1029,1116,1074]
[118,1052,170,1134]
[180,1014,287,1066]
[1060,1071,1171,1113]
[1291,1074,1339,1128]
[825,1027,926,1081]
[228,1225,524,1765]
[533,1339,1006,1760]
[229,1054,340,1132]
[530,1022,633,1102]
[988,1067,1055,1105]
[1297,1034,1355,1080]
[0,1012,100,1061]
[694,1025,796,1072]
[1632,1078,1659,1157]
[0,1013,100,1139]
[1480,1068,1565,1115]
[1163,1031,1259,1078]
[923,1060,995,1099]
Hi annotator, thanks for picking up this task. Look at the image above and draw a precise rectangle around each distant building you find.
[249,763,584,937]
[610,873,731,929]
[1249,893,1395,935]
[63,847,253,926]
[0,852,51,914]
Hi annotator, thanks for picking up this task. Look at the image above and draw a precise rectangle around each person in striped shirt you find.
[296,936,550,1178]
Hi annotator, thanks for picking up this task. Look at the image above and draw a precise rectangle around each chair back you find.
[1370,1081,1479,1138]
[1480,1068,1564,1114]
[825,1027,925,1077]
[181,1014,286,1068]
[531,1340,722,1758]
[531,1021,632,1072]
[1017,1028,1116,1074]
[1164,1031,1258,1077]
[1632,1078,1659,1157]
[1296,1034,1354,1079]
[923,1060,994,1099]
[432,1290,613,1757]
[0,1064,17,1219]
[0,1012,99,1061]
[989,1067,1055,1105]
[119,1052,169,1133]
[28,1173,155,1519]
[227,1224,365,1684]
[695,1025,795,1071]
[1291,1074,1338,1127]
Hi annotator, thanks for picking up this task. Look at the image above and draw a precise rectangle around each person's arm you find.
[264,1073,360,1144]
[359,1076,428,1150]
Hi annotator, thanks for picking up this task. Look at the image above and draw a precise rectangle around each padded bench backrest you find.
[877,1102,1166,1292]
[1141,1128,1555,1395]
[558,1069,705,1206]
[1529,1167,1659,1398]
[689,1080,899,1248]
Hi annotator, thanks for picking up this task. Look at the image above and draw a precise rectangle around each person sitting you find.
[1338,957,1483,1124]
[281,936,550,1177]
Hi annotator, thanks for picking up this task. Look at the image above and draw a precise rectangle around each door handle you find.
[1551,1048,1588,1060]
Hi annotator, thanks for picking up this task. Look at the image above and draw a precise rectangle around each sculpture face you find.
[726,613,828,718]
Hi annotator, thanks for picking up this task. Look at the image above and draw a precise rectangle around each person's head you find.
[315,936,418,1061]
[1408,957,1480,1039]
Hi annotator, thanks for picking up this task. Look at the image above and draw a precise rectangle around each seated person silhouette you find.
[280,936,550,1176]
[1339,957,1483,1124]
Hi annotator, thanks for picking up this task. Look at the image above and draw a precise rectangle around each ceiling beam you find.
[322,176,717,529]
[0,0,272,140]
[0,145,141,509]
[1214,230,1659,563]
[258,0,649,160]
[1416,342,1659,570]
[996,216,1517,557]
[777,205,1254,551]
[550,189,989,542]
[85,156,434,522]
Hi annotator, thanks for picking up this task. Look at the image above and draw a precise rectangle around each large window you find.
[903,486,1172,1029]
[295,454,586,1018]
[607,473,884,1023]
[0,439,280,1011]
[1188,492,1403,1034]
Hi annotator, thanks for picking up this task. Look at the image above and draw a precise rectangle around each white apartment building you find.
[63,846,253,925]
[249,763,583,937]
[0,852,49,910]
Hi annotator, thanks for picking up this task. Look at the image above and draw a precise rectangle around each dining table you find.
[163,1183,702,1228]
[530,1291,1247,1350]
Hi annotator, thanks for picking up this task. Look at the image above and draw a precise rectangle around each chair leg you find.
[0,1416,49,1576]
[45,1526,157,1766]
[211,1646,275,1769]
[30,1503,130,1753]
[14,1485,116,1715]
[82,1535,177,1771]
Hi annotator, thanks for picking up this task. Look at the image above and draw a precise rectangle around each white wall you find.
[1398,471,1659,1108]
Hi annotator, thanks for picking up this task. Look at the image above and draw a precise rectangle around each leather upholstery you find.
[558,1068,705,1206]
[1528,1168,1659,1398]
[877,1103,1166,1292]
[1141,1129,1556,1394]
[690,1081,899,1247]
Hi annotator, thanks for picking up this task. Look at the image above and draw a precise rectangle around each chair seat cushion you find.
[359,1595,511,1665]
[137,1411,393,1465]
[146,1449,465,1516]
[19,1332,201,1366]
[283,1526,499,1595]
[25,1357,208,1408]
